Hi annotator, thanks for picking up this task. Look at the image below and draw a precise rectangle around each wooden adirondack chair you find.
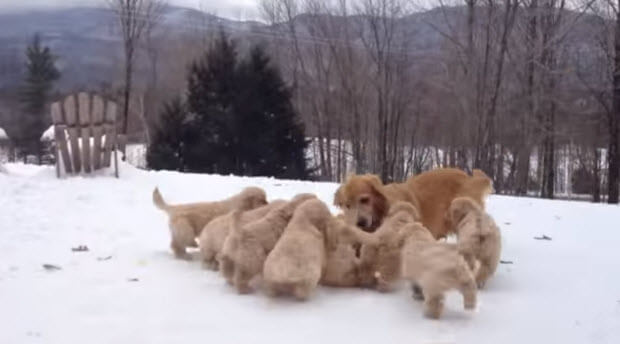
[50,93,120,178]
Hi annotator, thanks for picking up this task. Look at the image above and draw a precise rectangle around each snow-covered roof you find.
[40,125,54,141]
[0,127,8,140]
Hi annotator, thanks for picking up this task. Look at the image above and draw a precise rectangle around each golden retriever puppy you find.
[334,169,492,239]
[320,215,378,288]
[199,200,286,270]
[449,197,501,288]
[153,186,268,259]
[262,199,333,300]
[219,193,317,293]
[400,223,478,319]
[356,202,421,291]
[333,174,420,232]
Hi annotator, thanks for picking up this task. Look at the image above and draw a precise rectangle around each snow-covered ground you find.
[0,162,618,344]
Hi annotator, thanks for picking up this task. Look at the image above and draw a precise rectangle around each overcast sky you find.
[0,0,260,19]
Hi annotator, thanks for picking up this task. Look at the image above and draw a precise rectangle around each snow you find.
[40,125,54,141]
[0,163,619,344]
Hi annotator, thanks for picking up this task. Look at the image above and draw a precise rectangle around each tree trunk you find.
[609,5,620,204]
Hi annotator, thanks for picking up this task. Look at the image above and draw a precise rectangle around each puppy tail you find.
[152,187,169,211]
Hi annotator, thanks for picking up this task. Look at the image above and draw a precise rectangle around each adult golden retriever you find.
[333,168,492,238]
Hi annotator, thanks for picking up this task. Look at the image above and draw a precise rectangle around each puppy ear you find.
[394,224,415,248]
[366,175,389,222]
[333,186,345,208]
[449,197,480,224]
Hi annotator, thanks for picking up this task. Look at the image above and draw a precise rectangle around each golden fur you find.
[400,223,478,319]
[334,168,492,238]
[320,215,376,288]
[340,201,477,318]
[220,193,317,293]
[153,186,268,259]
[356,202,420,291]
[449,197,501,288]
[198,200,286,270]
[262,199,333,300]
[333,174,420,232]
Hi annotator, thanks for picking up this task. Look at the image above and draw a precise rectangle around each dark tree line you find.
[1,34,61,163]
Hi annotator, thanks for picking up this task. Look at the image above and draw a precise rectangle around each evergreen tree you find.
[235,45,309,179]
[163,31,309,179]
[19,34,60,162]
[147,97,194,171]
[185,30,238,173]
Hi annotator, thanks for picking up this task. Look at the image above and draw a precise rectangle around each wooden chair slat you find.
[63,95,81,173]
[54,124,72,174]
[92,96,105,170]
[78,93,92,173]
[51,103,72,173]
[102,101,117,167]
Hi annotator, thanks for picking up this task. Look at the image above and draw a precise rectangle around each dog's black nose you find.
[357,218,368,228]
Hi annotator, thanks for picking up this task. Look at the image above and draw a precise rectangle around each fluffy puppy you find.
[199,200,286,270]
[400,223,478,319]
[356,202,421,291]
[333,174,420,232]
[449,197,501,288]
[153,186,268,259]
[262,199,333,300]
[220,193,317,293]
[320,215,377,288]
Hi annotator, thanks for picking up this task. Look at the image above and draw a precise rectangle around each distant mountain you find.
[0,6,265,91]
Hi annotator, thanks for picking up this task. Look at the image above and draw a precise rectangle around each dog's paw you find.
[411,284,424,301]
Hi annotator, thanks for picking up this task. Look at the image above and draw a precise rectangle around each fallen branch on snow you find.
[534,235,552,241]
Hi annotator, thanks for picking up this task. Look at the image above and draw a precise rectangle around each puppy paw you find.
[411,284,424,301]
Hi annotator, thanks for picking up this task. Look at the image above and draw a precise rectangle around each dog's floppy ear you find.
[394,223,415,248]
[333,185,346,208]
[449,197,480,224]
[365,175,389,222]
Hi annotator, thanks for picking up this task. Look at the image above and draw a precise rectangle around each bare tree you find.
[108,0,166,156]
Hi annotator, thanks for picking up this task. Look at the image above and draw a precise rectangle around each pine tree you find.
[235,45,310,179]
[147,97,194,171]
[174,32,309,179]
[19,34,60,163]
[185,30,239,173]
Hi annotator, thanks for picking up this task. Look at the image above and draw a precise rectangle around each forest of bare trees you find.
[243,0,620,204]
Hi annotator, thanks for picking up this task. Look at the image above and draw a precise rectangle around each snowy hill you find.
[0,163,618,343]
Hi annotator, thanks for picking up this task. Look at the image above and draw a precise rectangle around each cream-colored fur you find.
[449,197,501,288]
[357,202,420,291]
[262,199,333,300]
[198,200,286,270]
[400,223,478,319]
[220,193,317,293]
[319,204,419,289]
[153,187,268,259]
[320,215,376,288]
